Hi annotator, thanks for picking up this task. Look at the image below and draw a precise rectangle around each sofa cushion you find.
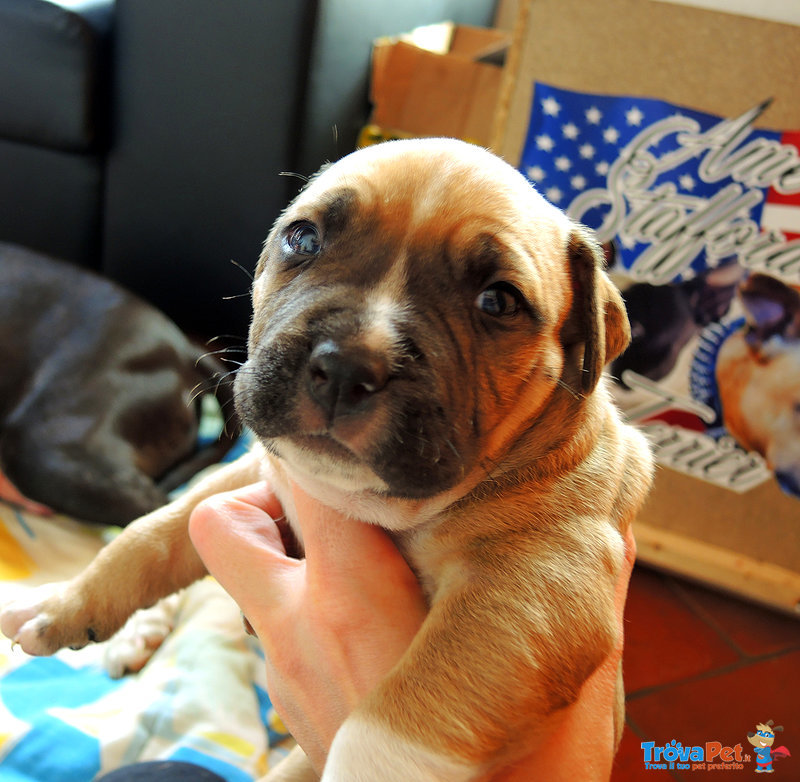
[0,137,103,264]
[0,0,113,152]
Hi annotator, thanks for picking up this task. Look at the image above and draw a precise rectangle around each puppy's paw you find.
[0,582,100,655]
[102,595,181,678]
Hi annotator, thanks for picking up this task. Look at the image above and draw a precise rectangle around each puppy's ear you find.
[563,227,630,393]
[740,272,800,349]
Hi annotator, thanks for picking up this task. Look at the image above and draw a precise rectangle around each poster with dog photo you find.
[491,0,800,610]
[518,82,800,504]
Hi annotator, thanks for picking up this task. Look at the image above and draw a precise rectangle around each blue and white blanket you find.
[0,463,294,781]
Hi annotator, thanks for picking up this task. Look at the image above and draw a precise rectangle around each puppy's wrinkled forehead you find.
[282,139,571,285]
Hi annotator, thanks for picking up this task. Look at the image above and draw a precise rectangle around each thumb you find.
[189,482,301,626]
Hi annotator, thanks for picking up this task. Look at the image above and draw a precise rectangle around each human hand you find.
[189,480,635,781]
[188,480,427,773]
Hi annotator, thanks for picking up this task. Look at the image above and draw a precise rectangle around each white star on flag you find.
[542,96,561,116]
[536,134,555,152]
[579,143,596,159]
[571,175,587,190]
[679,174,696,191]
[545,186,563,203]
[526,165,546,182]
[562,123,580,140]
[555,156,572,172]
[625,106,644,126]
[585,106,602,125]
[603,126,620,144]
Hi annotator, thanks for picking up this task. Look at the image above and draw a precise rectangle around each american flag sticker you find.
[519,83,800,286]
[519,84,800,499]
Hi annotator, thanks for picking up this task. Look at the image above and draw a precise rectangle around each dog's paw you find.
[0,582,98,655]
[102,595,181,678]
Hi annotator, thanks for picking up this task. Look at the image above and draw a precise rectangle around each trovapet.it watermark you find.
[641,740,747,772]
[641,720,791,773]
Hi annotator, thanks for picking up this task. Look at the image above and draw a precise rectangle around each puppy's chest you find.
[392,525,468,603]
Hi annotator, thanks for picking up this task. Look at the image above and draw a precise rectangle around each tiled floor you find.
[611,565,800,780]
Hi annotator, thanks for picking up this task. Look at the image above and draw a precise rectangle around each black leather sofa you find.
[0,0,497,340]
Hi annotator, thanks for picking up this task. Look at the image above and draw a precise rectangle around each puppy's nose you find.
[308,340,389,420]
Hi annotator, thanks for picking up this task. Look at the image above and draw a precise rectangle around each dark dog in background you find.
[0,243,238,524]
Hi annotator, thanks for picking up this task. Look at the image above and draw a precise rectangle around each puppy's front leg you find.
[320,554,619,782]
[262,745,318,782]
[1,449,263,655]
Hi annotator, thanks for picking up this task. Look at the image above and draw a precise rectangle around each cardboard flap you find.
[449,25,510,61]
[368,24,507,146]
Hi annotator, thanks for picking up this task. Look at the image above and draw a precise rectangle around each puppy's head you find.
[235,139,628,500]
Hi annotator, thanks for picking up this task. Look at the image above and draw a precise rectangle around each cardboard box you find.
[360,22,511,148]
[491,0,800,615]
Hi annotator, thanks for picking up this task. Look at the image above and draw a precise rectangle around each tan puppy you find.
[716,273,800,498]
[1,139,652,781]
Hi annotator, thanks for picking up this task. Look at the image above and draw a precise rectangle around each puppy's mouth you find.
[290,432,360,462]
[235,337,472,498]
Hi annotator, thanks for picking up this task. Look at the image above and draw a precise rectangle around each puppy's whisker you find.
[197,347,247,363]
[189,377,230,405]
[229,259,255,282]
[187,366,240,406]
[188,382,207,405]
[279,171,310,184]
[206,334,247,346]
[555,378,583,400]
[207,346,247,354]
[212,369,240,398]
[478,452,506,482]
[445,439,460,459]
[218,394,239,417]
[222,408,242,438]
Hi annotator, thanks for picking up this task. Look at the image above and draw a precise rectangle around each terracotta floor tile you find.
[623,567,741,694]
[672,579,800,658]
[626,650,800,775]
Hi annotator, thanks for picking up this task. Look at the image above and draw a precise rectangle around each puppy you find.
[1,140,653,781]
[716,273,800,498]
[0,243,237,524]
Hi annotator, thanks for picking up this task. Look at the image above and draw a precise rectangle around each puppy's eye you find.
[284,222,322,257]
[475,282,522,317]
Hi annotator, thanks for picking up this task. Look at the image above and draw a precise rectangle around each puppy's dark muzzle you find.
[308,339,390,421]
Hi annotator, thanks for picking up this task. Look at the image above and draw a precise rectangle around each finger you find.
[189,482,301,624]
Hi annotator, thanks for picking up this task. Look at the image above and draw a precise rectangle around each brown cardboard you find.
[492,0,800,164]
[363,24,510,147]
[491,0,800,615]
[449,25,509,61]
